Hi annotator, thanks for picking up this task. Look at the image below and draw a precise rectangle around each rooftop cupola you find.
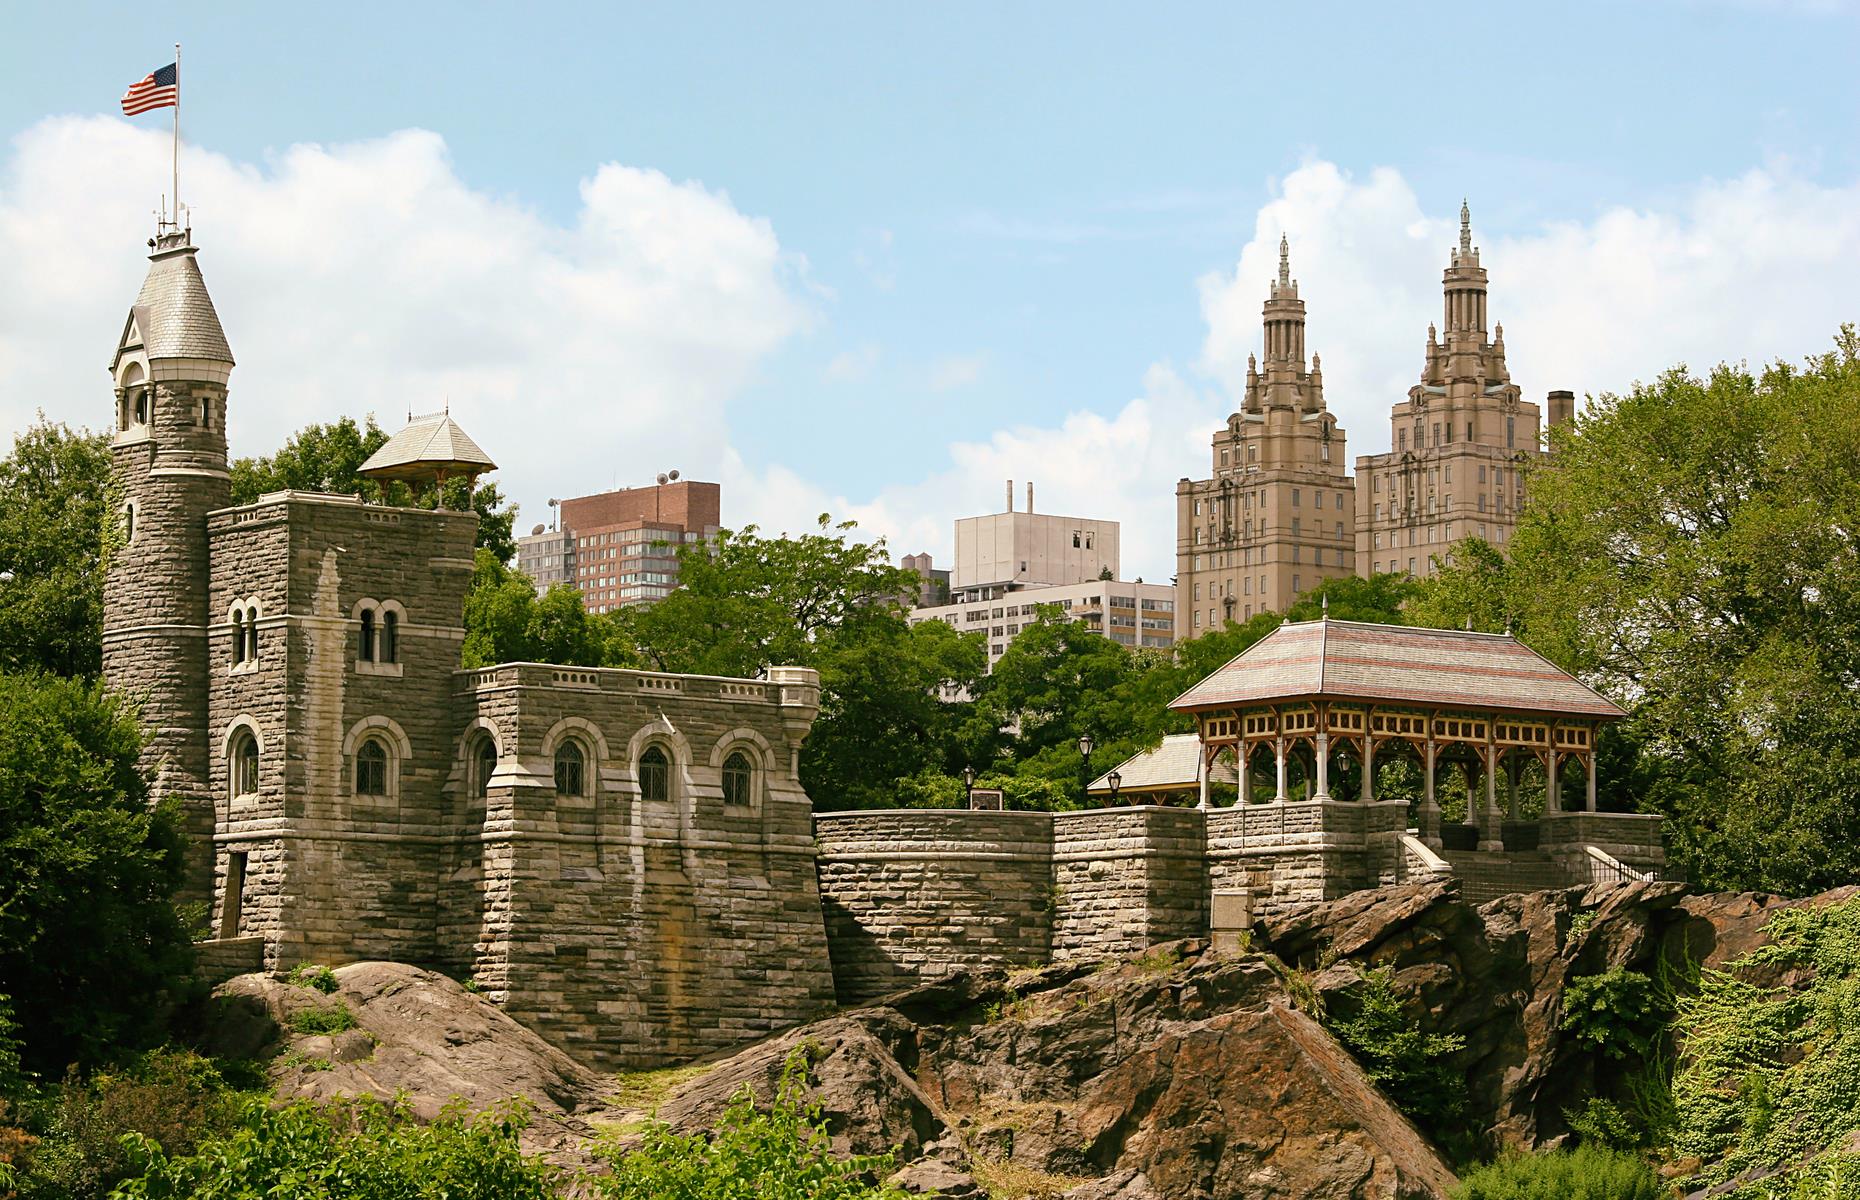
[1260,234,1308,376]
[1442,199,1490,341]
[359,410,498,505]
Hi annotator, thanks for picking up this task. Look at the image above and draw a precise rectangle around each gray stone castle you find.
[104,231,1662,1071]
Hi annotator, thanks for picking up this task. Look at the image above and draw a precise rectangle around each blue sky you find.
[3,2,1858,577]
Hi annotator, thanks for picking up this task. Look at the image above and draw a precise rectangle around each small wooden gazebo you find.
[358,411,497,504]
[1169,618,1625,849]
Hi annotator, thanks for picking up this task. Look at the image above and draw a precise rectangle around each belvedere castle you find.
[105,230,1662,1070]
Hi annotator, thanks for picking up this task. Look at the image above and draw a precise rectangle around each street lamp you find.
[1077,734,1095,806]
[1107,769,1122,804]
[962,765,976,807]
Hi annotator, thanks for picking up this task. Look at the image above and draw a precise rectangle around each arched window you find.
[639,745,670,803]
[132,388,150,426]
[722,750,753,807]
[381,610,399,664]
[231,730,259,798]
[245,606,259,662]
[355,739,389,797]
[554,741,585,797]
[359,608,376,662]
[123,504,136,545]
[474,737,498,799]
[231,610,246,664]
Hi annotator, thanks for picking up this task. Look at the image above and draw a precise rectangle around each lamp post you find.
[1077,733,1094,807]
[1107,769,1122,805]
[962,765,976,808]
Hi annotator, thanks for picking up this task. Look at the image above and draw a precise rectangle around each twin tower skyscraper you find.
[1173,203,1575,637]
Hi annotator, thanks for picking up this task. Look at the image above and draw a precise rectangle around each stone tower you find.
[103,227,235,909]
[1353,203,1555,578]
[1175,238,1356,637]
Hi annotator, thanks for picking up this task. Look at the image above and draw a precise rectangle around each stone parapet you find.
[1051,806,1206,961]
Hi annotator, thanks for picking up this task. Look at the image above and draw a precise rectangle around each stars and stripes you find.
[122,63,179,116]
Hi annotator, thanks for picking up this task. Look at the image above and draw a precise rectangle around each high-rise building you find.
[908,484,1171,671]
[1174,238,1356,638]
[899,551,951,608]
[952,480,1119,595]
[514,479,721,611]
[1353,204,1568,578]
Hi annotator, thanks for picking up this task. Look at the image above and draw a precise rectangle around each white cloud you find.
[926,353,985,392]
[744,159,1860,584]
[0,116,809,522]
[824,344,879,382]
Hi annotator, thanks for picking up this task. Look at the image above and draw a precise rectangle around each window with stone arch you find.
[638,744,671,803]
[230,729,259,799]
[381,609,399,664]
[354,738,390,797]
[554,740,586,798]
[473,735,498,799]
[359,608,376,662]
[244,605,259,662]
[721,749,754,807]
[230,609,246,665]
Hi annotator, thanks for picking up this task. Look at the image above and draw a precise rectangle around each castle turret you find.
[104,227,234,908]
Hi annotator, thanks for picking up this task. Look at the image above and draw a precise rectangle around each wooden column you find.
[1197,744,1211,811]
[1360,736,1375,802]
[1314,732,1331,801]
[1586,751,1598,813]
[1480,744,1503,851]
[1274,737,1288,802]
[1237,743,1250,806]
[1546,750,1561,814]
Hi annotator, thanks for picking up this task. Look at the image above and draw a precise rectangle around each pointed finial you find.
[1459,199,1472,255]
[1465,615,1473,631]
[1321,594,1329,617]
[1278,234,1291,286]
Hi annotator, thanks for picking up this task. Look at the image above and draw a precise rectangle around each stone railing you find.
[453,661,785,704]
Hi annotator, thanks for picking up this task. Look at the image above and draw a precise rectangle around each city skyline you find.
[3,3,1859,580]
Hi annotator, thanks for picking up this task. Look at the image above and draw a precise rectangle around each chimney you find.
[1026,481,1034,513]
[1547,389,1575,429]
[1006,479,1014,512]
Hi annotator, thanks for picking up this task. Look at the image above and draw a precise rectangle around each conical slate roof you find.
[358,412,498,483]
[116,231,234,367]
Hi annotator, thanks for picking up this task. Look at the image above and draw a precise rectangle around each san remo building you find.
[1175,203,1575,638]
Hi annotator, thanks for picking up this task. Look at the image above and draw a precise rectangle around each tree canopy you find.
[0,421,113,677]
[1410,329,1860,892]
[0,672,194,1076]
[231,415,518,562]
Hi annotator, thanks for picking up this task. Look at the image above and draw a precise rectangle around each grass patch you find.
[279,1050,333,1073]
[969,1155,1089,1200]
[1131,945,1183,976]
[287,1002,358,1036]
[609,1061,716,1111]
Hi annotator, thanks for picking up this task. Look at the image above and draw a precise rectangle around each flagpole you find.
[172,42,181,228]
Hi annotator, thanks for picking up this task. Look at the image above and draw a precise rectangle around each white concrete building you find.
[910,577,1176,670]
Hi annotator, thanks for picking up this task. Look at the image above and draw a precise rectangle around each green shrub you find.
[4,1048,248,1199]
[287,1002,358,1036]
[1325,968,1468,1146]
[1670,897,1860,1191]
[1452,1146,1664,1200]
[287,964,340,994]
[113,1094,557,1199]
[1565,1098,1644,1151]
[1561,970,1662,1062]
[591,1047,909,1199]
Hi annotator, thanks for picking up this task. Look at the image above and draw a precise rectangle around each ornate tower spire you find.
[1261,234,1306,378]
[1442,199,1488,341]
[1459,198,1472,256]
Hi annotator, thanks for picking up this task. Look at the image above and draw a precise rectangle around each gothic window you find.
[474,736,498,799]
[359,609,376,662]
[554,741,586,797]
[132,389,150,426]
[639,745,670,802]
[381,610,399,664]
[231,730,259,798]
[722,750,754,807]
[245,606,259,661]
[231,610,246,665]
[355,739,389,797]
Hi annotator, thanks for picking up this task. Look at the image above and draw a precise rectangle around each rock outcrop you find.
[1255,878,1860,1151]
[647,946,1459,1199]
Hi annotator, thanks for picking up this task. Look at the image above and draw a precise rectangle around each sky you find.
[2,1,1858,581]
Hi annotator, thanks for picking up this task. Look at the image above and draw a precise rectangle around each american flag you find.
[121,63,179,116]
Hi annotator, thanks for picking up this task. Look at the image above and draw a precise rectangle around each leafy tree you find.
[0,420,113,677]
[231,415,518,562]
[0,673,193,1076]
[1459,330,1860,892]
[1405,538,1517,634]
[459,550,608,670]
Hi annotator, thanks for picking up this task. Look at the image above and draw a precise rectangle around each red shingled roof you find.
[1170,619,1625,719]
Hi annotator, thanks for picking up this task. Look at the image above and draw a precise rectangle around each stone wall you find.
[1205,800,1409,920]
[814,810,1054,1004]
[452,663,835,1070]
[1051,807,1206,961]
